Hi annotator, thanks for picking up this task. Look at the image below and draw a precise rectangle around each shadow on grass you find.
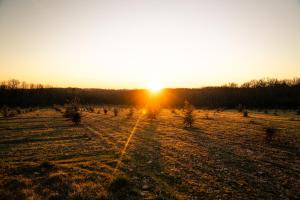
[186,126,297,199]
[107,176,140,200]
[125,121,178,199]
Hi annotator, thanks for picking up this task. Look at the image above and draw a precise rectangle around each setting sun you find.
[147,81,164,94]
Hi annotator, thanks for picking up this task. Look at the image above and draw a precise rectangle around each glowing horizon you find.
[0,0,299,89]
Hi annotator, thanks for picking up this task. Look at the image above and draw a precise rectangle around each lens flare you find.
[147,81,163,94]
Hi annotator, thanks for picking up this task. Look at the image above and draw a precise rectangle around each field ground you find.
[0,108,299,199]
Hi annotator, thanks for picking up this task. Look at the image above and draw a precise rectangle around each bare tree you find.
[7,79,20,89]
[21,81,28,89]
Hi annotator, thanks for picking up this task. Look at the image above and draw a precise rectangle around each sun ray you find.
[111,108,145,177]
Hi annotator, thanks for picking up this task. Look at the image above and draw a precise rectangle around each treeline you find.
[0,78,299,109]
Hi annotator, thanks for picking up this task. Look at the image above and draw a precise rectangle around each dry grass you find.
[0,108,299,199]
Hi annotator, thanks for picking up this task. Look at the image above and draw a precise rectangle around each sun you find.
[147,81,164,94]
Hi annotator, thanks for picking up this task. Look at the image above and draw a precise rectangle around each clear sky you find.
[0,0,299,89]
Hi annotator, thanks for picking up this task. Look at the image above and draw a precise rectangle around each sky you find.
[0,0,299,89]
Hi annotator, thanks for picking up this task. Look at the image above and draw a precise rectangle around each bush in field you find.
[264,110,268,114]
[113,108,119,117]
[243,110,248,117]
[297,110,300,115]
[264,126,277,144]
[103,108,108,115]
[64,98,81,125]
[183,100,194,128]
[71,112,81,125]
[64,99,79,118]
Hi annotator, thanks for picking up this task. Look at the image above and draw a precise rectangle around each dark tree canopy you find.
[0,78,299,109]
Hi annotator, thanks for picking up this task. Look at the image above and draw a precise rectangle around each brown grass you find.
[0,108,299,199]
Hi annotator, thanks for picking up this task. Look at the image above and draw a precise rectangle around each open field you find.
[0,108,299,199]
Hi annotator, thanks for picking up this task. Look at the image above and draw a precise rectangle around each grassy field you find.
[0,108,299,199]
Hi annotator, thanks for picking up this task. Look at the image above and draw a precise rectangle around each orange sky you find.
[0,0,299,89]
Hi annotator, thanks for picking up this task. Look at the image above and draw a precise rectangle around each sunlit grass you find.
[0,108,299,199]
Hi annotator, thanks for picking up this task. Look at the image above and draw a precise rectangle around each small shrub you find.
[264,110,268,114]
[273,110,278,116]
[113,108,119,117]
[64,97,81,125]
[183,100,194,128]
[72,112,81,125]
[296,110,300,115]
[103,108,108,115]
[64,99,79,118]
[265,126,277,144]
[243,110,248,117]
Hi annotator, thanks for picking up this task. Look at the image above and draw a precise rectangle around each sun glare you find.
[147,81,164,94]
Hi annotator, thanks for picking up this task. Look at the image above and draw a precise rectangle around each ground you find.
[0,108,299,199]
